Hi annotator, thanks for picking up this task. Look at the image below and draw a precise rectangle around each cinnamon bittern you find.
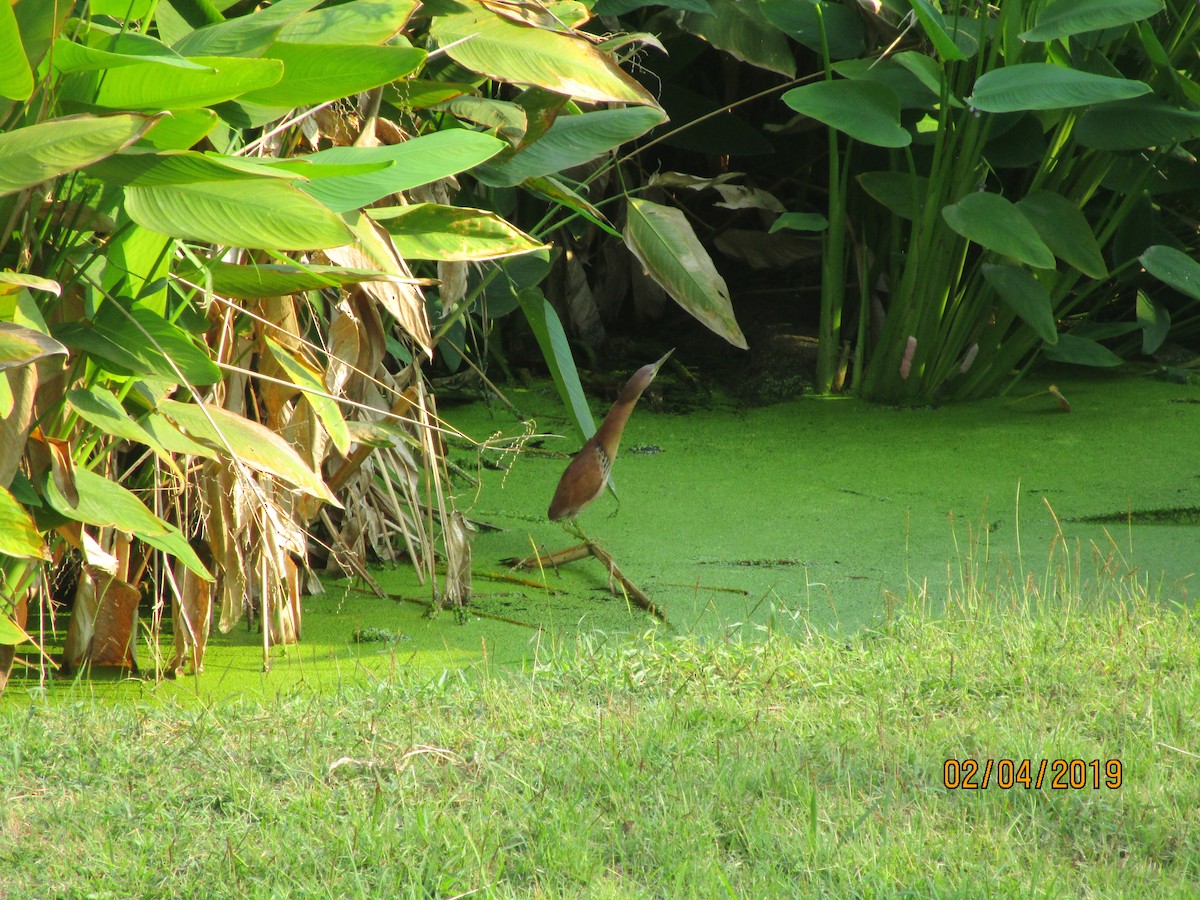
[548,350,672,528]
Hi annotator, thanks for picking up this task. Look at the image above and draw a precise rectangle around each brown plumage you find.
[548,350,673,524]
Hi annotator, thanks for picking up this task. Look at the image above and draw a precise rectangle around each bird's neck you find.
[594,396,637,456]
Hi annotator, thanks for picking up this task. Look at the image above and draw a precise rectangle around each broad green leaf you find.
[279,0,419,44]
[1020,0,1164,42]
[1140,245,1200,301]
[138,109,220,151]
[299,130,505,212]
[682,0,796,77]
[90,150,295,186]
[1137,290,1171,354]
[907,0,968,61]
[968,64,1150,112]
[125,178,353,250]
[52,34,213,74]
[263,336,351,457]
[368,204,547,261]
[523,175,618,237]
[0,322,68,371]
[241,43,426,107]
[43,466,169,537]
[159,399,340,506]
[442,94,528,140]
[0,273,60,297]
[624,198,747,349]
[120,306,217,386]
[1016,190,1107,278]
[88,0,156,17]
[176,261,404,298]
[67,386,183,477]
[1077,96,1200,151]
[771,212,829,233]
[141,412,217,459]
[783,81,911,148]
[139,527,214,581]
[0,485,48,561]
[0,0,34,101]
[760,0,866,60]
[104,222,172,314]
[172,0,322,56]
[832,58,940,111]
[0,114,160,197]
[858,171,930,221]
[432,9,659,107]
[476,107,667,186]
[1042,333,1124,366]
[942,193,1055,268]
[71,56,284,110]
[517,286,596,441]
[982,264,1058,344]
[0,613,31,646]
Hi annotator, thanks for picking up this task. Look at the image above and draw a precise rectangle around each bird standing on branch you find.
[548,349,673,530]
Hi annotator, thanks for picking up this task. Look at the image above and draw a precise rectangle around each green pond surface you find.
[9,369,1199,701]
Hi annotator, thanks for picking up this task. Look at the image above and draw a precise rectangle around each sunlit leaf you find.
[0,0,34,100]
[299,130,506,213]
[68,56,284,110]
[0,485,48,561]
[160,399,341,506]
[263,335,352,457]
[51,33,213,74]
[369,204,548,261]
[241,42,426,107]
[0,322,68,371]
[943,192,1055,268]
[125,178,353,251]
[42,466,170,537]
[624,197,747,349]
[67,386,183,477]
[432,8,659,107]
[279,0,419,44]
[518,285,596,441]
[477,106,666,186]
[176,261,409,299]
[0,613,31,646]
[0,114,161,197]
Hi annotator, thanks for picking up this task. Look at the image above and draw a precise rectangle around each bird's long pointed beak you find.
[649,348,674,377]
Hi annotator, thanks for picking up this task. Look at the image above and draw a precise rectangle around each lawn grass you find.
[3,536,1198,897]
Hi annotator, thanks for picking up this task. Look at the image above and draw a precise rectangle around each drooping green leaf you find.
[0,485,48,561]
[0,322,68,371]
[176,261,404,299]
[159,399,340,506]
[1041,333,1124,366]
[523,175,618,237]
[43,466,170,537]
[241,43,426,107]
[858,171,930,221]
[125,178,353,250]
[1140,245,1200,301]
[279,0,419,44]
[432,8,659,107]
[1016,190,1107,278]
[69,55,284,110]
[51,33,213,74]
[682,0,796,77]
[1077,96,1200,151]
[0,613,31,646]
[1020,0,1164,42]
[171,0,322,56]
[263,336,351,457]
[1137,290,1171,355]
[299,130,505,212]
[760,0,866,60]
[770,212,829,233]
[783,81,911,148]
[907,0,968,61]
[0,0,34,101]
[137,109,220,151]
[368,204,547,261]
[625,197,747,349]
[0,114,161,197]
[478,107,666,186]
[968,63,1150,112]
[942,192,1055,268]
[982,264,1058,344]
[517,286,596,441]
[68,386,184,477]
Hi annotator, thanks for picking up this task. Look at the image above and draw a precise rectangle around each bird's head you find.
[617,349,673,403]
